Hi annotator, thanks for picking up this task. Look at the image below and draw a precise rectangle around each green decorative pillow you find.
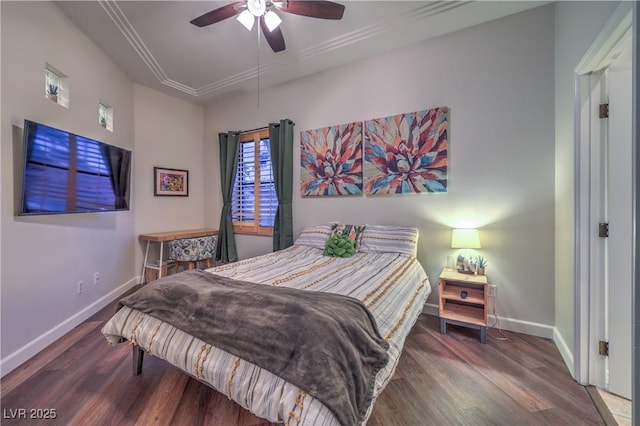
[324,234,356,258]
[330,223,366,251]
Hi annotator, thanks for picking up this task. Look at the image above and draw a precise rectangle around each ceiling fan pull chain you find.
[257,21,261,109]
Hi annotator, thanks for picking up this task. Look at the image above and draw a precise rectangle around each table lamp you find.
[451,228,481,273]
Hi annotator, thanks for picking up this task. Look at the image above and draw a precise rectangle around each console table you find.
[139,228,218,284]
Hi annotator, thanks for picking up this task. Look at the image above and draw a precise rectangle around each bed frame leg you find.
[133,346,144,375]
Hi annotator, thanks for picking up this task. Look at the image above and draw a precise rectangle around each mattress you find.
[102,239,430,425]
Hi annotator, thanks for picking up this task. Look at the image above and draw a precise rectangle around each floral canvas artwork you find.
[364,107,449,195]
[300,122,363,196]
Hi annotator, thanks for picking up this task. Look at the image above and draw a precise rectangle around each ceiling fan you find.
[190,0,345,53]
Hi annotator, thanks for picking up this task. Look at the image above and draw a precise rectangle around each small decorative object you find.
[100,115,107,128]
[466,257,477,274]
[476,256,487,275]
[460,290,468,299]
[456,255,475,274]
[463,257,471,272]
[154,167,189,196]
[47,84,58,102]
[323,234,356,258]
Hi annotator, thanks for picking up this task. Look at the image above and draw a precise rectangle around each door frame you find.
[573,2,632,387]
[632,3,639,422]
[576,68,609,389]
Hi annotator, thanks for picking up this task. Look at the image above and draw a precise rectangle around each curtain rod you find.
[240,126,268,134]
[227,119,293,135]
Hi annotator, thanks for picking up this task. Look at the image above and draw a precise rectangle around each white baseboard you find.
[0,277,139,378]
[423,302,555,339]
[552,327,575,377]
[422,303,439,316]
[423,303,573,375]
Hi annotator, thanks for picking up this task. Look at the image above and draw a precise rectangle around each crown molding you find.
[99,0,472,99]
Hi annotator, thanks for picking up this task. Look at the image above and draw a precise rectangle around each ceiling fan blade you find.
[260,16,286,52]
[190,2,245,27]
[277,1,345,20]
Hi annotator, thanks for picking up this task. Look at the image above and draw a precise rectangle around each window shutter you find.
[258,138,277,227]
[231,130,276,235]
[232,141,257,226]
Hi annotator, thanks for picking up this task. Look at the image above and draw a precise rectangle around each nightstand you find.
[438,268,489,343]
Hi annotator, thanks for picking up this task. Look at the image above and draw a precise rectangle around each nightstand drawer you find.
[441,284,484,304]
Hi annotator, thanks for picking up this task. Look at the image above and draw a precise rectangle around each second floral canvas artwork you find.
[364,106,449,195]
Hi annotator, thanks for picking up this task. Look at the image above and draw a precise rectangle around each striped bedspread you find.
[102,243,430,425]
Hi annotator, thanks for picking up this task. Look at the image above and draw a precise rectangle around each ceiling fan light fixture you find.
[246,0,266,17]
[264,10,282,32]
[237,10,255,30]
[191,0,346,53]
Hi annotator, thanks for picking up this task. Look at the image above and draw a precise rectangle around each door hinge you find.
[599,103,609,118]
[598,223,609,238]
[599,340,609,356]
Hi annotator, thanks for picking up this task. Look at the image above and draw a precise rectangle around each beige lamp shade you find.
[451,228,481,249]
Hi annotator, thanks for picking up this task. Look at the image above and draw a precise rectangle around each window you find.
[45,64,69,108]
[98,102,114,131]
[232,128,277,236]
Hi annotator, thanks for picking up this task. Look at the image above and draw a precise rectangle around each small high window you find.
[45,64,69,108]
[98,102,113,132]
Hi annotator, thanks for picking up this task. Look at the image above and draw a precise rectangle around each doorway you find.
[574,1,633,417]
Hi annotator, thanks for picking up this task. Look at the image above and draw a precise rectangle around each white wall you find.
[0,1,135,372]
[553,0,619,370]
[204,5,557,334]
[133,84,205,271]
[0,2,207,376]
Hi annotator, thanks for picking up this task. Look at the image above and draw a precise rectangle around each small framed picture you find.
[154,167,189,196]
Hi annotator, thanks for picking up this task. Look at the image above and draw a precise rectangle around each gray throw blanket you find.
[118,269,389,426]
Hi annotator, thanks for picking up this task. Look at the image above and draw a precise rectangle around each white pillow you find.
[294,224,333,249]
[359,225,419,257]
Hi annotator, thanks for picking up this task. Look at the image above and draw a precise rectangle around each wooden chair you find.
[168,235,217,273]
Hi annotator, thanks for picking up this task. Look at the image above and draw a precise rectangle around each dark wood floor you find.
[1,289,604,425]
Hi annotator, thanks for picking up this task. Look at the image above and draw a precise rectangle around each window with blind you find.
[232,128,277,236]
[22,123,116,214]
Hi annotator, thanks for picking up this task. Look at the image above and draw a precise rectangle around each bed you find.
[102,223,430,426]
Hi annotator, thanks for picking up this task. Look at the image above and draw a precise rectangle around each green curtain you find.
[217,131,240,263]
[269,119,295,251]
